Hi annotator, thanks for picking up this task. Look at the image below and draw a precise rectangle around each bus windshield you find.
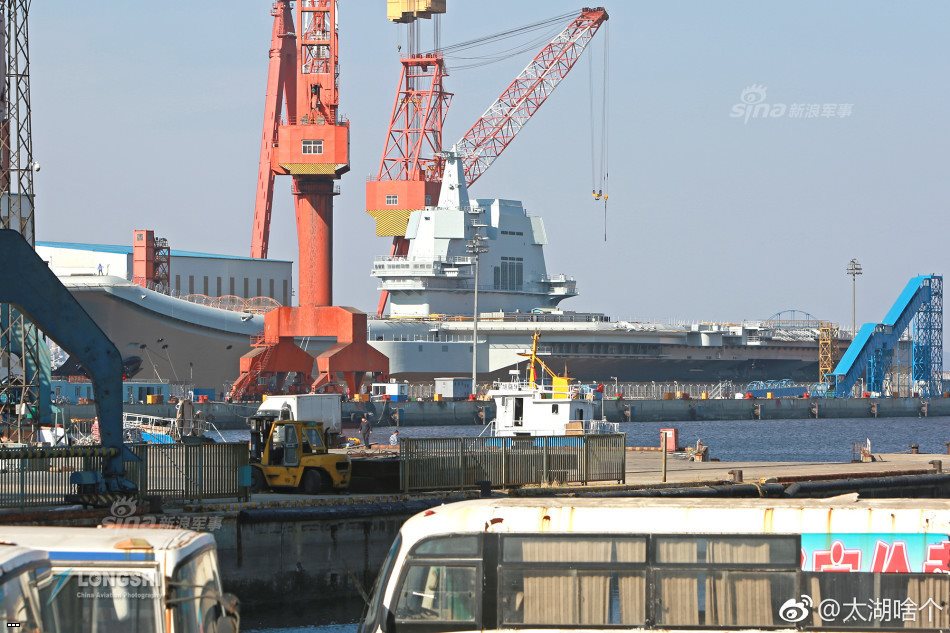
[0,566,45,631]
[45,568,160,633]
[360,534,402,633]
[171,547,225,633]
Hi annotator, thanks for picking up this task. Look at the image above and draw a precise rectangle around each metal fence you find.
[400,434,626,492]
[128,442,248,502]
[0,442,248,509]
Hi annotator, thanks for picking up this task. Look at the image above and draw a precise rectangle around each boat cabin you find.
[491,380,598,436]
[488,334,617,437]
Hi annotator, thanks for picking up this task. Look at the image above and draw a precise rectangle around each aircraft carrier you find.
[42,154,835,394]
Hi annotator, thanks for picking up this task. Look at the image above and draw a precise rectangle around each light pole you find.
[467,230,488,396]
[847,258,863,339]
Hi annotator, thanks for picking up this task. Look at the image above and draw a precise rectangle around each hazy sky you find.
[30,2,950,341]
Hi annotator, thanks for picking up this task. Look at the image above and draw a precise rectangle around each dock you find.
[621,451,946,486]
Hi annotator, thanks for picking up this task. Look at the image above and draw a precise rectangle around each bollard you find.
[929,460,943,474]
[911,444,920,455]
[476,480,492,498]
[946,442,950,456]
[728,469,743,483]
[661,433,668,483]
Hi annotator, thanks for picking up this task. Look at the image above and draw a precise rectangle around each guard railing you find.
[400,433,626,492]
[0,442,248,509]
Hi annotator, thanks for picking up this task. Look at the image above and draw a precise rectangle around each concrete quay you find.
[620,451,946,486]
[4,452,949,608]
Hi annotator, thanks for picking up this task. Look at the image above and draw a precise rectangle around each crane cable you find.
[424,12,577,72]
[589,23,610,240]
[432,11,575,55]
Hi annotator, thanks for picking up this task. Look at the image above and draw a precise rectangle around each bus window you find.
[654,536,798,565]
[414,536,478,557]
[0,569,42,631]
[499,536,647,626]
[803,572,949,629]
[393,535,481,627]
[500,568,645,626]
[360,535,402,633]
[45,570,160,633]
[653,536,798,628]
[394,564,478,623]
[503,536,645,563]
[171,548,227,633]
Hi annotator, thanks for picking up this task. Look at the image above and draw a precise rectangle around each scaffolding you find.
[0,0,44,433]
[818,321,837,383]
[912,275,943,397]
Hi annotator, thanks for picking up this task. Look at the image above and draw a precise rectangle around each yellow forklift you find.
[248,410,351,494]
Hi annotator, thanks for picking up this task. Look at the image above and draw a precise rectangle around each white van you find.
[0,526,238,633]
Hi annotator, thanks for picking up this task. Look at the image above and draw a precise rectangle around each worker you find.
[359,415,372,448]
[389,429,399,446]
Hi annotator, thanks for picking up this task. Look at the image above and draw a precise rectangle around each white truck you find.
[256,394,343,440]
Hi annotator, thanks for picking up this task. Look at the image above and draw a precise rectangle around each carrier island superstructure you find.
[38,153,830,395]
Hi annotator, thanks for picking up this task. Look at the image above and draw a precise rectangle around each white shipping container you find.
[434,377,473,400]
[257,394,342,435]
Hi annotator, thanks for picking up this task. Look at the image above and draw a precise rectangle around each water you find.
[222,415,949,462]
[233,415,948,633]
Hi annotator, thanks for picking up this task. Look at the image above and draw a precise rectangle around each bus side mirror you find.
[211,593,240,633]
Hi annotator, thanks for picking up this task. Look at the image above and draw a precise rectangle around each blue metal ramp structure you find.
[832,275,943,397]
[0,229,136,490]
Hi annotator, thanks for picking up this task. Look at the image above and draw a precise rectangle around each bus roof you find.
[400,497,950,542]
[0,544,48,580]
[0,527,214,566]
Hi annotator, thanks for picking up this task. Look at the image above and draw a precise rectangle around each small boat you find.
[488,332,619,437]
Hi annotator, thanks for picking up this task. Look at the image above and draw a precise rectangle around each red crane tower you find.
[232,0,388,400]
[367,7,609,316]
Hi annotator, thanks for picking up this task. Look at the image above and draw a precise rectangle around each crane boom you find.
[455,7,608,186]
[368,7,608,317]
[250,0,297,260]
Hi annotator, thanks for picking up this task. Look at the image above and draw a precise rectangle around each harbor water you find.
[223,415,950,462]
[239,415,948,633]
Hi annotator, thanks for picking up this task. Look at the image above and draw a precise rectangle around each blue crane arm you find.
[0,229,131,484]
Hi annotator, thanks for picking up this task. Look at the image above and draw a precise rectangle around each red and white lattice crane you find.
[367,7,609,316]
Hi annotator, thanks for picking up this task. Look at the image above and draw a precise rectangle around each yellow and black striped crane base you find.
[0,446,120,459]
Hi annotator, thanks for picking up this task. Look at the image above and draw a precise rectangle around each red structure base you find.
[229,305,389,400]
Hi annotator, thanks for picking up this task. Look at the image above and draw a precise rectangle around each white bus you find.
[0,526,239,633]
[0,543,58,632]
[359,497,950,632]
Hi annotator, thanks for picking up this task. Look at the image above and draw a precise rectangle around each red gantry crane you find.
[367,7,609,316]
[232,0,388,400]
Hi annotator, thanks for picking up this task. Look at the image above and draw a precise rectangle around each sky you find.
[29,2,950,342]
